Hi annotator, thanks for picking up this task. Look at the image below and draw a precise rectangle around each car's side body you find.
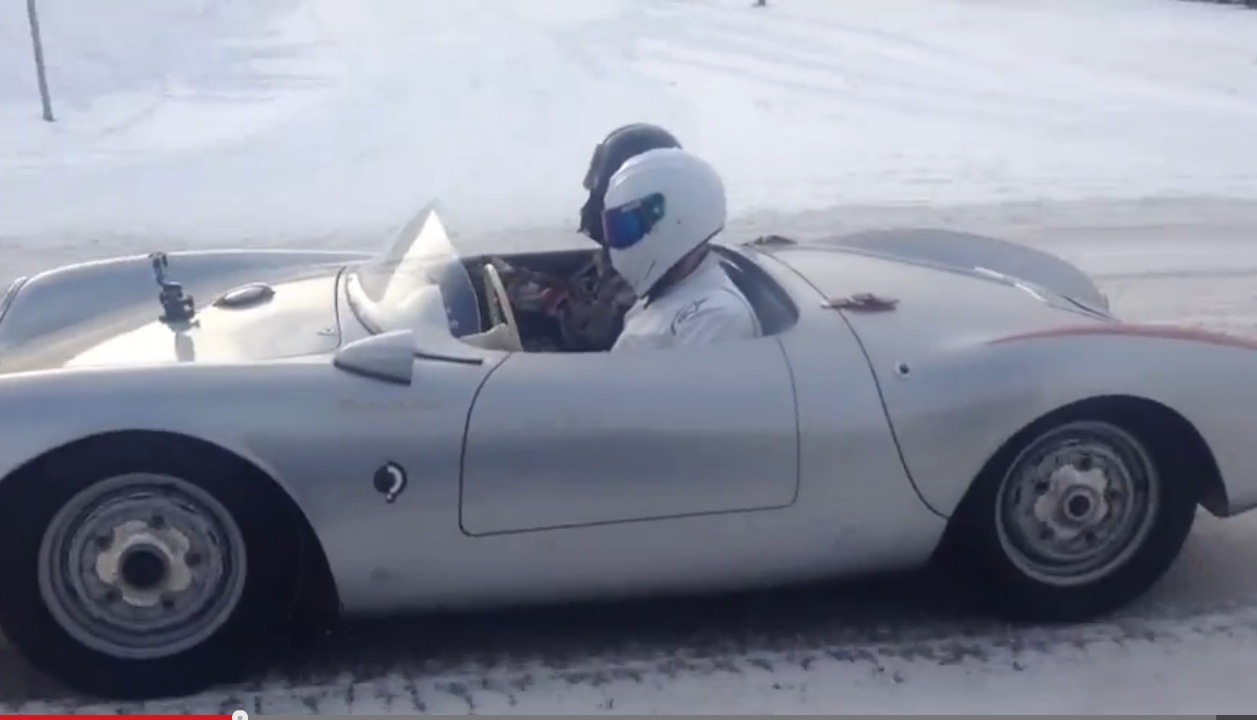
[1,222,1256,623]
[0,251,939,616]
[756,236,1257,521]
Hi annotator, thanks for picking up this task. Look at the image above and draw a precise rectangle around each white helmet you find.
[600,147,727,297]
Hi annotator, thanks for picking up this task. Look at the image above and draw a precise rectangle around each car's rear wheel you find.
[943,405,1199,622]
[0,435,303,699]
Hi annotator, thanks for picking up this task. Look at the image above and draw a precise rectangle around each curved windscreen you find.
[346,206,481,338]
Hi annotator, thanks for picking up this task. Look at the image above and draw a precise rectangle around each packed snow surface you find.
[5,0,1257,714]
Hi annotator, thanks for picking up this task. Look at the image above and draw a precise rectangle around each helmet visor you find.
[601,193,666,250]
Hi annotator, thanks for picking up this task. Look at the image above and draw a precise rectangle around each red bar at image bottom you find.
[1,716,232,719]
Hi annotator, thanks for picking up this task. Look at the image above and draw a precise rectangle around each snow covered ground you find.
[4,0,1257,254]
[6,0,1257,714]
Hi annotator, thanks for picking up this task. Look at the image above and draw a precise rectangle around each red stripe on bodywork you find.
[991,323,1257,351]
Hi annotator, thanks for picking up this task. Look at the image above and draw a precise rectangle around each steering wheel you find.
[482,262,525,352]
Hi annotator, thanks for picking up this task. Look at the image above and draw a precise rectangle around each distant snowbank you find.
[3,0,1257,244]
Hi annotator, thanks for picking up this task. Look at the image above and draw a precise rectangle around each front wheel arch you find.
[0,430,341,684]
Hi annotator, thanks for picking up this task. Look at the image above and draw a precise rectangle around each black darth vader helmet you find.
[579,123,683,244]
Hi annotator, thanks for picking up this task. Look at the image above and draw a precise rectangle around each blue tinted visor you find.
[601,193,666,250]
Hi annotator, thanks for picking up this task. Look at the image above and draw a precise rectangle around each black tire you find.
[939,403,1199,622]
[0,434,304,699]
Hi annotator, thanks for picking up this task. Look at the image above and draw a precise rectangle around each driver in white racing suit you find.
[600,147,762,351]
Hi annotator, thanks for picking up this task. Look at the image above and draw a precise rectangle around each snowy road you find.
[6,197,1257,714]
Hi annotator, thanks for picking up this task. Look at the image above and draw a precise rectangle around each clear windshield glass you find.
[346,204,481,338]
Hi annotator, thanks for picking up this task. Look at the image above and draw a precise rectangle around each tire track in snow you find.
[7,550,1257,714]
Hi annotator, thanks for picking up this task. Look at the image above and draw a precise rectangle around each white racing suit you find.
[612,253,762,351]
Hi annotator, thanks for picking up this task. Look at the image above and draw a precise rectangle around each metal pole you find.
[26,0,54,122]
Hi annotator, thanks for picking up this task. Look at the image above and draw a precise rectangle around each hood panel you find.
[769,246,1108,364]
[4,273,342,372]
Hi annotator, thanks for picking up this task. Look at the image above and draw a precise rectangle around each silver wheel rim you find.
[37,473,248,660]
[994,420,1159,587]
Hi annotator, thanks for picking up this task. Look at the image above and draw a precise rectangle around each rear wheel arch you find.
[932,394,1219,621]
[947,394,1223,525]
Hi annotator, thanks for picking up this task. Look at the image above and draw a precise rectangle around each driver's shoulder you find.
[662,287,750,329]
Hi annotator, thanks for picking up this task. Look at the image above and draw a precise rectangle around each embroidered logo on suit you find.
[670,298,709,335]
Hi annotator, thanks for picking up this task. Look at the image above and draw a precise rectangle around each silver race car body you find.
[1,204,1255,698]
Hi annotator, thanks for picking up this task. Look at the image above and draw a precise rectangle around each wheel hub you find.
[119,547,167,590]
[995,421,1159,587]
[38,474,247,660]
[95,519,193,607]
[1033,465,1111,541]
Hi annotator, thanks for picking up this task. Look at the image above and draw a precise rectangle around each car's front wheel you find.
[943,404,1199,622]
[0,435,303,699]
